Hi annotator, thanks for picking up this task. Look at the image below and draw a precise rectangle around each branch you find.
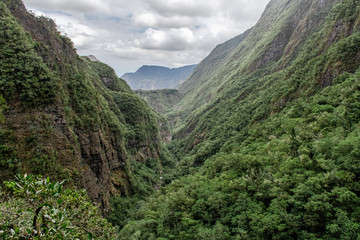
[33,206,43,229]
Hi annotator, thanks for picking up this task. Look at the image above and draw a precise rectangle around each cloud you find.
[24,0,109,13]
[135,28,195,51]
[22,0,271,75]
[133,12,196,29]
[145,0,218,17]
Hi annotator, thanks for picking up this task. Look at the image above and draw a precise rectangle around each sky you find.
[22,0,270,76]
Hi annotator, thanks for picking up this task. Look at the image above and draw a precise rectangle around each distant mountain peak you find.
[122,64,197,90]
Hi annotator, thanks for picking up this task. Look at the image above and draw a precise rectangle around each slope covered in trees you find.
[117,0,360,239]
[0,0,173,215]
[134,89,182,114]
[2,0,360,239]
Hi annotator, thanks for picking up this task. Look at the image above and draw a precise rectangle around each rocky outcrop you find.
[86,55,101,62]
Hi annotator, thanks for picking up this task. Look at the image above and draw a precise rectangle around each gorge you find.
[1,0,360,239]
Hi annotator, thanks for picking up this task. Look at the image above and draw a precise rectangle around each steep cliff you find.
[0,0,171,213]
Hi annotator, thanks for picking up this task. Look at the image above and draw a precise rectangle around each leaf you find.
[88,232,94,240]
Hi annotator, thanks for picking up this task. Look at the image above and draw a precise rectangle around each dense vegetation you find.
[2,0,360,239]
[134,89,182,114]
[120,70,360,239]
[0,0,171,225]
[0,174,116,239]
[0,3,56,107]
[117,0,360,239]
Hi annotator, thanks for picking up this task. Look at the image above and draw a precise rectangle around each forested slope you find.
[2,0,360,239]
[134,89,182,114]
[171,0,360,164]
[0,0,172,214]
[119,0,360,239]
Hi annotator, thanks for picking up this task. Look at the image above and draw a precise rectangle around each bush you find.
[0,174,117,239]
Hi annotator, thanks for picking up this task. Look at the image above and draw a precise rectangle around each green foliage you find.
[107,197,140,229]
[0,129,19,178]
[0,2,56,106]
[4,0,360,239]
[112,92,159,145]
[0,2,175,230]
[0,174,117,239]
[117,1,360,239]
[135,89,182,114]
[119,68,360,239]
[65,72,101,128]
[0,95,7,122]
[86,59,132,93]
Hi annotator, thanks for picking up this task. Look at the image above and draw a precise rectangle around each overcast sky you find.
[22,0,270,76]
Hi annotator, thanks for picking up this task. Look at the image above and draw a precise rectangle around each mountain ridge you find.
[122,64,197,90]
[2,0,360,238]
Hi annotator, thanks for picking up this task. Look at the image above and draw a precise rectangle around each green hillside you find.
[118,0,360,239]
[0,0,172,216]
[2,0,360,239]
[134,89,182,115]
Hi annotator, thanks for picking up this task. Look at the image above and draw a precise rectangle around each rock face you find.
[122,65,197,90]
[0,0,168,213]
[86,55,101,62]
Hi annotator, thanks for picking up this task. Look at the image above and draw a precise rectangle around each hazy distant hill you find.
[121,64,197,90]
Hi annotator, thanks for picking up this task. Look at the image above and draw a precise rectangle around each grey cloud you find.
[133,13,197,29]
[24,0,108,13]
[135,28,195,51]
[145,0,217,18]
[22,0,271,76]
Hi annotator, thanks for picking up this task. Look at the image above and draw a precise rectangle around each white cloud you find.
[24,0,110,13]
[135,28,195,51]
[133,12,196,29]
[22,0,271,75]
[145,0,218,17]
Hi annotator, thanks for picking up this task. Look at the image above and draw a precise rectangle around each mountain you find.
[165,28,252,129]
[2,0,360,238]
[179,28,252,95]
[0,0,173,216]
[122,64,197,90]
[118,0,360,239]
